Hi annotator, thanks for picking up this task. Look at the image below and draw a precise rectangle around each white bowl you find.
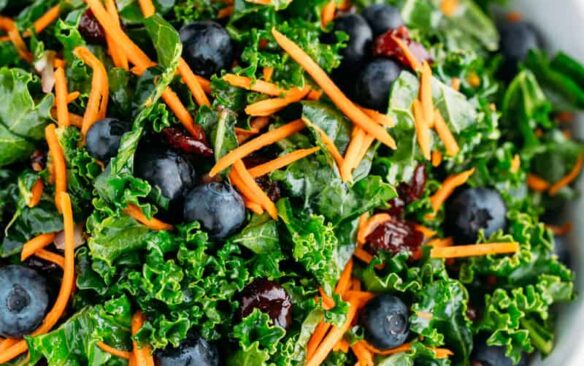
[509,1,584,365]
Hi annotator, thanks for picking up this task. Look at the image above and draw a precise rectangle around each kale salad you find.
[1,0,584,365]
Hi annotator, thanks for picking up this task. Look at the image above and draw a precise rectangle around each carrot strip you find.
[302,119,345,172]
[124,204,173,231]
[321,0,336,28]
[306,322,332,360]
[412,100,432,160]
[66,91,80,104]
[440,0,459,17]
[251,116,272,131]
[210,119,305,176]
[433,348,454,359]
[351,341,375,366]
[333,339,349,353]
[358,106,395,127]
[431,242,519,258]
[223,74,287,96]
[341,127,366,181]
[233,160,278,219]
[28,178,44,208]
[54,67,70,127]
[357,213,391,245]
[34,249,65,269]
[429,168,475,215]
[160,88,206,140]
[549,156,584,196]
[105,0,129,70]
[196,76,212,94]
[248,147,320,177]
[68,112,84,129]
[132,311,155,366]
[0,338,19,353]
[362,341,412,356]
[353,248,374,264]
[218,5,234,19]
[245,86,310,116]
[305,299,359,366]
[235,127,259,143]
[432,150,443,167]
[319,287,335,310]
[391,36,420,71]
[246,0,271,4]
[417,311,433,320]
[138,0,156,17]
[263,67,274,82]
[416,224,436,239]
[0,17,33,62]
[98,341,132,360]
[426,237,453,248]
[547,222,572,236]
[272,29,397,149]
[351,278,361,291]
[45,124,67,213]
[354,134,375,173]
[244,198,264,215]
[527,174,550,191]
[510,154,521,173]
[433,109,460,156]
[420,61,434,128]
[335,259,353,295]
[178,58,211,106]
[467,72,481,88]
[21,233,56,261]
[74,47,109,133]
[27,5,61,36]
[451,77,461,91]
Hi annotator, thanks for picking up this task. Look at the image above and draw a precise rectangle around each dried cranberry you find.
[239,278,292,330]
[78,10,106,45]
[366,218,424,256]
[466,305,478,321]
[255,176,282,202]
[388,165,427,216]
[162,127,213,157]
[372,26,432,69]
[30,150,46,172]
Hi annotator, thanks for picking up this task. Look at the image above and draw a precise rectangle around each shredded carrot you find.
[362,341,412,356]
[98,342,132,360]
[527,174,550,191]
[358,106,395,127]
[302,119,345,172]
[306,299,359,366]
[306,322,332,360]
[160,89,206,140]
[66,91,80,104]
[510,154,521,173]
[434,108,460,157]
[547,222,572,236]
[357,213,369,245]
[210,119,305,176]
[0,338,19,353]
[506,11,523,22]
[440,0,459,16]
[132,311,155,366]
[45,124,67,213]
[357,213,391,245]
[223,74,287,96]
[248,147,320,177]
[467,72,481,88]
[321,0,337,28]
[342,291,376,305]
[417,311,433,320]
[319,287,335,310]
[354,248,374,264]
[351,341,375,366]
[54,67,70,127]
[0,17,33,62]
[351,278,361,291]
[28,178,44,208]
[307,88,323,101]
[245,86,310,116]
[432,150,443,167]
[244,198,264,215]
[451,77,461,91]
[341,127,366,181]
[25,4,61,36]
[428,168,474,215]
[196,75,212,94]
[217,5,234,18]
[246,0,271,4]
[272,29,397,149]
[333,339,350,353]
[391,35,421,71]
[105,0,129,70]
[416,224,436,239]
[433,348,454,359]
[236,127,259,143]
[124,204,173,231]
[68,112,84,129]
[549,156,584,196]
[232,160,278,219]
[138,0,156,17]
[419,61,434,128]
[74,47,109,134]
[21,233,56,261]
[354,134,375,172]
[251,116,272,131]
[263,67,274,82]
[34,249,65,269]
[427,237,453,248]
[431,242,519,259]
[178,58,211,106]
[335,259,353,295]
[412,100,432,160]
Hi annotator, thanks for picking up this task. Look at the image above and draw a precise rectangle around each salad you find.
[1,0,584,365]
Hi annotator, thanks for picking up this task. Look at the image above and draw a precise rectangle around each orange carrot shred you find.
[432,150,443,167]
[353,247,374,264]
[362,341,412,356]
[416,224,436,239]
[420,61,434,128]
[341,127,366,181]
[440,0,459,17]
[210,119,305,177]
[223,74,287,96]
[178,58,211,106]
[357,213,392,245]
[138,0,156,17]
[434,108,460,157]
[527,174,550,191]
[302,118,345,172]
[74,47,109,134]
[217,5,234,19]
[233,160,278,219]
[248,147,320,177]
[28,178,44,208]
[0,17,33,62]
[428,168,474,216]
[351,341,374,366]
[549,156,584,196]
[244,198,264,215]
[27,5,61,36]
[335,259,353,295]
[467,72,481,88]
[66,91,80,104]
[333,339,350,353]
[431,242,519,259]
[21,233,56,261]
[510,154,521,173]
[105,0,129,70]
[263,67,274,82]
[426,237,454,248]
[132,311,155,366]
[98,342,132,360]
[451,77,461,91]
[351,278,361,291]
[34,249,65,269]
[272,28,397,149]
[319,287,335,310]
[306,322,332,360]
[125,204,173,231]
[547,222,572,236]
[358,106,395,127]
[54,67,70,127]
[321,0,336,28]
[245,86,310,116]
[0,338,19,353]
[412,100,432,160]
[45,124,67,213]
[391,35,421,71]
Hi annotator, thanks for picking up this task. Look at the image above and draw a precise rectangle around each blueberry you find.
[155,332,219,366]
[86,118,131,162]
[183,182,245,240]
[179,21,233,78]
[134,147,196,211]
[333,14,373,70]
[239,278,292,330]
[471,335,527,366]
[354,59,403,111]
[0,265,50,337]
[444,188,507,244]
[362,4,404,36]
[360,294,409,350]
[498,20,542,78]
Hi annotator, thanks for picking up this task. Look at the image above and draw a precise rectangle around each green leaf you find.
[144,14,182,70]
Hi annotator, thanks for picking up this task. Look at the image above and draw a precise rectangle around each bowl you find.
[509,0,584,365]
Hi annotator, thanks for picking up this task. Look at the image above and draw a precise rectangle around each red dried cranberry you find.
[30,150,46,172]
[255,176,282,202]
[239,278,292,330]
[466,305,479,321]
[162,127,213,157]
[366,218,424,256]
[373,26,432,69]
[78,10,106,45]
[388,165,427,216]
